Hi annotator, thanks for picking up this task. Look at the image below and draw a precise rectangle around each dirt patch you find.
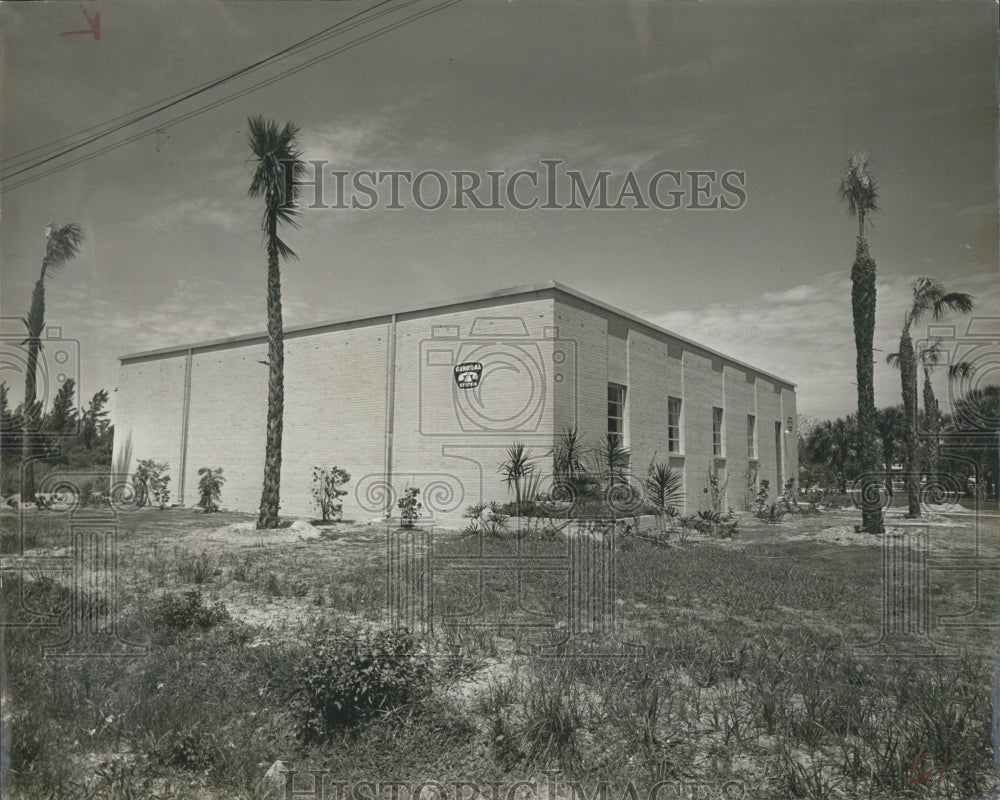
[205,519,323,545]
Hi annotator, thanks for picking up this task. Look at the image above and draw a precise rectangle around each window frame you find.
[667,396,683,454]
[607,383,627,447]
[712,406,725,457]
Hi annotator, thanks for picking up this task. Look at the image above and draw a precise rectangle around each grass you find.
[2,505,996,798]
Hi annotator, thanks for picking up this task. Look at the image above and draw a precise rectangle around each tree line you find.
[0,378,113,498]
[799,386,998,502]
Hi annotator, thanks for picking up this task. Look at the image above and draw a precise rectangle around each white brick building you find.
[113,282,797,522]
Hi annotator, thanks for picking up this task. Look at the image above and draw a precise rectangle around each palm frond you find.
[917,339,943,366]
[885,352,900,368]
[247,114,305,263]
[934,292,975,319]
[838,149,879,219]
[947,361,976,380]
[41,223,85,277]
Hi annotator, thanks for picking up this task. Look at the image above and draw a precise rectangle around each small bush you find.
[151,590,230,633]
[197,467,225,512]
[289,626,431,741]
[398,486,422,528]
[133,459,171,509]
[312,465,351,522]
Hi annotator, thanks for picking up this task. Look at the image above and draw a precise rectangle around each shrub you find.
[499,443,536,517]
[753,479,785,523]
[781,477,798,513]
[463,501,509,537]
[151,589,230,633]
[133,459,171,509]
[312,465,351,521]
[196,467,225,512]
[398,486,422,528]
[645,459,683,533]
[289,626,431,741]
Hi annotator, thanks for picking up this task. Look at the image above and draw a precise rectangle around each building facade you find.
[113,282,797,523]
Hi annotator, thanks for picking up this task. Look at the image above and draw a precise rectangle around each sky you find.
[1,0,997,424]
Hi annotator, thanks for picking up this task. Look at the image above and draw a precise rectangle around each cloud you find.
[646,270,998,421]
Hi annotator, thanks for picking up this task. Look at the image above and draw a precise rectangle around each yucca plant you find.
[645,459,683,534]
[499,442,535,517]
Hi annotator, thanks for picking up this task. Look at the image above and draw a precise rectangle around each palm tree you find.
[21,223,85,502]
[247,116,305,529]
[839,150,882,533]
[887,280,975,516]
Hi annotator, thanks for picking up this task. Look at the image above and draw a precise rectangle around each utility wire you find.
[3,0,447,187]
[2,0,403,174]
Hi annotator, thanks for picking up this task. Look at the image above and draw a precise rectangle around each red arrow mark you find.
[60,4,100,41]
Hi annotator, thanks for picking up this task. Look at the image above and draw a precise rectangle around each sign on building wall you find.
[453,361,483,389]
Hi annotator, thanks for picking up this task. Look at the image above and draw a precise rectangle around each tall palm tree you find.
[887,281,975,516]
[247,115,305,529]
[839,150,882,533]
[21,223,85,502]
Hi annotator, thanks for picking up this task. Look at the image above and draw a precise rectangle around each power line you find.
[2,0,453,189]
[2,0,405,176]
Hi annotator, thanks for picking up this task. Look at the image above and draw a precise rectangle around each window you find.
[747,414,757,459]
[668,396,682,453]
[608,384,626,445]
[712,407,725,457]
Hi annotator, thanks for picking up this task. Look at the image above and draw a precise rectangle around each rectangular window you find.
[668,396,682,453]
[712,406,725,457]
[608,384,626,446]
[747,414,757,459]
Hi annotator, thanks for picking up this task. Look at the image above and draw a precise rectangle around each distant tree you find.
[198,467,226,513]
[0,380,14,450]
[45,378,77,436]
[941,386,999,497]
[247,115,305,529]
[802,415,859,493]
[874,405,906,479]
[81,389,111,450]
[21,222,85,501]
[838,150,882,533]
[887,278,974,516]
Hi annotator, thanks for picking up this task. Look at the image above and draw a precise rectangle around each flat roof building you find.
[114,281,797,523]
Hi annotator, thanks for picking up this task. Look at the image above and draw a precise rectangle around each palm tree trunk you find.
[922,370,939,478]
[851,238,883,533]
[257,213,284,528]
[899,328,920,517]
[21,278,46,503]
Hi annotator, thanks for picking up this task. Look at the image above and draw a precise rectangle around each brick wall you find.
[114,288,798,526]
[391,295,555,520]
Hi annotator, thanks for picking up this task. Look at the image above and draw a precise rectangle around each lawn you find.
[1,503,996,799]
